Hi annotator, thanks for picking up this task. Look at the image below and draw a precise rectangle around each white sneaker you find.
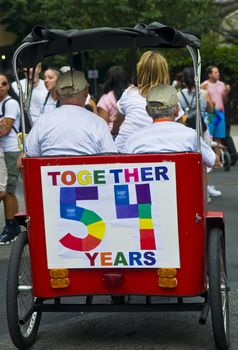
[207,185,222,197]
[206,167,212,174]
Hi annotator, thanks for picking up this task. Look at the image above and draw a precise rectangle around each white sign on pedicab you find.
[41,162,180,269]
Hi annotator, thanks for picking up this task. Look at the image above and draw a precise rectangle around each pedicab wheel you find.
[222,149,231,172]
[6,231,41,349]
[207,227,230,350]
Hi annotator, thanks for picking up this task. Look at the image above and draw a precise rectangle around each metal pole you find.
[186,46,202,153]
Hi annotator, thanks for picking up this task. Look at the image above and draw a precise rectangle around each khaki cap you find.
[56,70,88,96]
[147,84,178,109]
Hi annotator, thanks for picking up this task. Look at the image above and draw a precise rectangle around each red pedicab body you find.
[22,152,206,299]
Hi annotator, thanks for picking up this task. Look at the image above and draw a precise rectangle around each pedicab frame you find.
[7,23,230,350]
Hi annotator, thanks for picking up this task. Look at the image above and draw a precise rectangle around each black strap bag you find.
[180,91,207,132]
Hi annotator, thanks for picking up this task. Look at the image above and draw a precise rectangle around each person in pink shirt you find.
[201,65,230,166]
[97,66,128,135]
[201,66,229,112]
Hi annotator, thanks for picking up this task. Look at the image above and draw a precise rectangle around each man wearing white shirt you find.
[27,70,117,157]
[12,63,48,124]
[124,84,216,168]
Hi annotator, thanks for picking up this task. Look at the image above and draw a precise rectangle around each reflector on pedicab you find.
[50,268,70,288]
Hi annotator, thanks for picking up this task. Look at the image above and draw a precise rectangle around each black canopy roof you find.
[16,22,201,68]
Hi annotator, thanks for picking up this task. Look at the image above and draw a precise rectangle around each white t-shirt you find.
[124,121,215,168]
[0,96,20,152]
[116,86,185,152]
[27,104,118,157]
[40,93,58,114]
[12,79,48,124]
[115,86,150,152]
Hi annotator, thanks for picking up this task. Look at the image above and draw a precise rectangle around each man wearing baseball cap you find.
[27,70,117,156]
[124,84,215,167]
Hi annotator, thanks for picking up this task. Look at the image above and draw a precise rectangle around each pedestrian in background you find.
[12,63,48,125]
[178,67,213,135]
[0,72,21,244]
[178,67,221,199]
[172,72,184,91]
[201,65,229,167]
[97,65,128,135]
[41,67,61,114]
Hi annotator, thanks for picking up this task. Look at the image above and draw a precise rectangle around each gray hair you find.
[58,86,86,99]
[147,103,177,119]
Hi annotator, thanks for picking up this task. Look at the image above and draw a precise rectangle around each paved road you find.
[0,163,238,350]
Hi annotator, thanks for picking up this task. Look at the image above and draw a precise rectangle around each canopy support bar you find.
[186,46,202,153]
[12,40,48,155]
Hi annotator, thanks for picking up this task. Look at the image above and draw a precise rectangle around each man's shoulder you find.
[171,121,195,131]
[35,106,60,123]
[156,121,196,138]
[59,105,109,128]
[83,108,109,126]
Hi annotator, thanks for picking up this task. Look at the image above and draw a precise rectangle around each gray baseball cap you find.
[146,84,178,109]
[56,70,88,95]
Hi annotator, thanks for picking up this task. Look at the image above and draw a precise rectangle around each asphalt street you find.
[0,156,238,350]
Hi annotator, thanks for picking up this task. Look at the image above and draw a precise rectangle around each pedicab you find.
[7,23,230,350]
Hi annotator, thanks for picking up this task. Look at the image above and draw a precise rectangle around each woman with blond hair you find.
[113,50,170,152]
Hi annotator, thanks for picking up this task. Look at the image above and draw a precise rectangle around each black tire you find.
[222,149,231,172]
[6,231,41,349]
[207,227,230,350]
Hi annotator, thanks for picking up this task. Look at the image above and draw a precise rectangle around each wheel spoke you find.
[6,231,41,348]
[207,228,230,349]
[17,245,36,336]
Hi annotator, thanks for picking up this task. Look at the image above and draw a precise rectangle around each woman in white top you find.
[0,72,21,244]
[178,67,214,131]
[41,67,61,114]
[114,50,170,152]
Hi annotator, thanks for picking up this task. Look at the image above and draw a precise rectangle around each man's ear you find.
[173,104,179,120]
[83,86,89,100]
